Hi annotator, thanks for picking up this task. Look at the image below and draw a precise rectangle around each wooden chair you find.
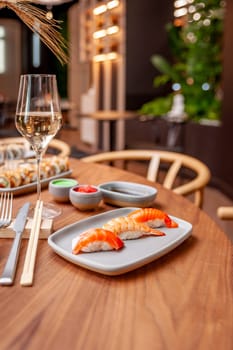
[217,206,233,220]
[0,137,71,157]
[47,138,71,157]
[82,149,211,208]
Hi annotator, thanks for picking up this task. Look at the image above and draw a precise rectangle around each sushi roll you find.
[5,170,21,187]
[24,167,37,184]
[72,228,124,254]
[18,167,31,185]
[40,163,52,178]
[18,163,36,184]
[0,175,10,188]
[48,157,62,175]
[52,156,69,173]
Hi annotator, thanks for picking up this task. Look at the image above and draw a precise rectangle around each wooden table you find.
[80,110,137,152]
[0,158,232,350]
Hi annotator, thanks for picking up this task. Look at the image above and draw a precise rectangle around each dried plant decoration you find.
[0,0,68,64]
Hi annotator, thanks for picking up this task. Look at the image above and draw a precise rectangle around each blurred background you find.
[0,0,233,237]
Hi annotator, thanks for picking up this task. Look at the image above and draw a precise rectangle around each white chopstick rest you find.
[20,200,43,286]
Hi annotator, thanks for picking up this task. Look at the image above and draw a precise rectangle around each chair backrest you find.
[47,139,71,157]
[82,149,211,208]
[0,137,71,158]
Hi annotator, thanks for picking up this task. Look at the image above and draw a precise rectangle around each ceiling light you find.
[174,8,188,17]
[107,0,120,10]
[93,5,107,15]
[93,29,106,39]
[174,0,187,8]
[106,25,119,35]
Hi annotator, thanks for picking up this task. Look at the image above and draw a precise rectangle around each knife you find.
[0,202,30,286]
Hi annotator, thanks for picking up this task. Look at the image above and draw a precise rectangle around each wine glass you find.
[15,74,63,219]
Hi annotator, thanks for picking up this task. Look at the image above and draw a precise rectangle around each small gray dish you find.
[98,181,157,207]
[69,185,103,211]
[49,178,78,202]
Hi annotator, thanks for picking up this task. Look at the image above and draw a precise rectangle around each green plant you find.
[140,0,225,121]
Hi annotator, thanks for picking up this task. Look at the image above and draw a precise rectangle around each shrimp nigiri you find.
[72,228,124,254]
[128,208,178,228]
[103,216,165,240]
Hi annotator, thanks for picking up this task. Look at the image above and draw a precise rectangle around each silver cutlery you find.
[0,202,30,286]
[0,192,13,228]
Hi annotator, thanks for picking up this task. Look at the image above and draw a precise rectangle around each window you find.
[32,31,41,68]
[32,20,41,68]
[0,26,6,73]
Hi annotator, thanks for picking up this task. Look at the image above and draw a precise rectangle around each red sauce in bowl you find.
[74,185,98,193]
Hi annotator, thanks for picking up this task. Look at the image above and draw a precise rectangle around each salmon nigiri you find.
[128,208,178,228]
[72,228,124,254]
[103,216,165,240]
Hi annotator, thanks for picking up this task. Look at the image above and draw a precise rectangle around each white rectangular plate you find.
[0,170,72,195]
[48,208,192,276]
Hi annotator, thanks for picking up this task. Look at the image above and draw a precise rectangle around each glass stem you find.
[36,153,42,202]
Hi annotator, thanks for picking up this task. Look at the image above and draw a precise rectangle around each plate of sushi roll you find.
[0,141,31,161]
[48,207,192,275]
[0,156,71,195]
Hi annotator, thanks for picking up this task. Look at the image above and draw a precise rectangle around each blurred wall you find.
[125,0,173,109]
[0,19,21,101]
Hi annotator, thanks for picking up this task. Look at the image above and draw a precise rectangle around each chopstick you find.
[20,200,43,286]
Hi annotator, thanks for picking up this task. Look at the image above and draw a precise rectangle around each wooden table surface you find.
[0,158,232,350]
[87,110,138,121]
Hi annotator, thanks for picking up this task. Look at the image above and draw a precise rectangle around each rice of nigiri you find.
[103,216,165,240]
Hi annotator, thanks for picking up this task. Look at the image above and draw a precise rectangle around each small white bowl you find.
[49,178,78,202]
[98,181,157,207]
[69,185,102,211]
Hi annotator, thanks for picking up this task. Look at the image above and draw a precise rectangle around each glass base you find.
[42,202,62,219]
[29,202,62,220]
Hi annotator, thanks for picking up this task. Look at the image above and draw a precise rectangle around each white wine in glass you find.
[15,74,63,218]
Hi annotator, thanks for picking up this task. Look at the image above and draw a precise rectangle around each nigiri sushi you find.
[103,216,165,240]
[72,228,124,254]
[128,208,178,228]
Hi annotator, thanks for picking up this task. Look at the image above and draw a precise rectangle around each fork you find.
[0,192,13,228]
